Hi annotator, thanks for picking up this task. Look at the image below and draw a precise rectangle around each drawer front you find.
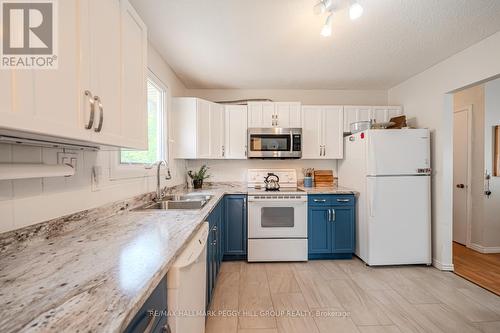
[331,195,355,206]
[308,195,332,206]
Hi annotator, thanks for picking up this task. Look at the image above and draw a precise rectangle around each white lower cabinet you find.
[302,105,343,159]
[224,105,248,159]
[0,0,148,150]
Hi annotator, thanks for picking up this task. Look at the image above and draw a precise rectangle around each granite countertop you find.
[0,181,356,332]
[0,182,246,333]
[297,185,358,195]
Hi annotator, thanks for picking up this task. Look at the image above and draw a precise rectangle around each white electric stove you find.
[247,169,308,262]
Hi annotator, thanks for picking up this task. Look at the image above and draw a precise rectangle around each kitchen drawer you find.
[308,195,332,206]
[124,278,167,333]
[331,195,355,206]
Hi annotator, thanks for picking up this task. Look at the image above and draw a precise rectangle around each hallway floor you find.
[453,242,500,296]
[206,258,500,333]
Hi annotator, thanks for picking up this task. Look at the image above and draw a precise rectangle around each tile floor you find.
[205,258,500,333]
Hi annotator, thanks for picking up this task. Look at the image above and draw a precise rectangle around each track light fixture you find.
[314,0,364,37]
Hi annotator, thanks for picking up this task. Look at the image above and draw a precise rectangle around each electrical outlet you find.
[57,152,77,171]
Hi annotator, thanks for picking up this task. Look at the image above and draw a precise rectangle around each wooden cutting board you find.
[314,170,334,187]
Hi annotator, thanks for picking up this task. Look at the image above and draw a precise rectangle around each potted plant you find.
[302,168,314,187]
[188,165,210,189]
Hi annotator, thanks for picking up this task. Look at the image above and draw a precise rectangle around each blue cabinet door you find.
[224,195,247,259]
[308,206,332,255]
[331,206,355,253]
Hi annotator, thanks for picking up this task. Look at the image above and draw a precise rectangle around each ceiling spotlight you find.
[349,1,363,20]
[320,13,333,37]
[314,0,333,15]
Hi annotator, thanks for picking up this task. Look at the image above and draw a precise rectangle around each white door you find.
[366,176,431,265]
[301,106,323,159]
[366,129,430,176]
[196,99,211,158]
[88,0,123,145]
[371,106,404,123]
[0,0,90,142]
[343,106,372,132]
[120,0,148,149]
[453,106,471,245]
[225,105,248,159]
[209,103,225,158]
[289,103,302,127]
[322,106,344,159]
[275,103,290,128]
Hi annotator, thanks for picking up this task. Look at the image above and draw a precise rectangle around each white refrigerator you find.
[338,129,431,266]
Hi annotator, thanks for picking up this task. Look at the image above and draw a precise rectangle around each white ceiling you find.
[130,0,500,90]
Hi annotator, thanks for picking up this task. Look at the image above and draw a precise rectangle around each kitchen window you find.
[110,71,169,179]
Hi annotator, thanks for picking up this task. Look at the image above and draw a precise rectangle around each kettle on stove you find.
[264,173,280,191]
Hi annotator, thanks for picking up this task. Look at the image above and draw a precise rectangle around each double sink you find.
[135,194,213,211]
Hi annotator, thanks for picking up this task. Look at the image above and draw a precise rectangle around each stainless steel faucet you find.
[156,160,172,201]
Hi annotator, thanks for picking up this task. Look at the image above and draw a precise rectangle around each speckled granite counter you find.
[0,182,247,333]
[297,185,358,195]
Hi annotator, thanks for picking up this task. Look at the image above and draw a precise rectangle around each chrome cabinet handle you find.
[337,199,350,203]
[332,209,336,222]
[327,209,332,221]
[94,96,104,133]
[323,146,326,156]
[222,145,225,157]
[313,199,327,203]
[244,145,248,157]
[84,90,95,130]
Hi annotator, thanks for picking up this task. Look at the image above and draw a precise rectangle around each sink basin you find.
[134,194,212,211]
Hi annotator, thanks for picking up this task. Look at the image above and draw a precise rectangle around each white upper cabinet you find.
[343,105,404,133]
[224,105,248,159]
[302,106,343,159]
[0,0,148,149]
[247,102,301,128]
[0,0,90,142]
[173,98,226,159]
[210,103,225,159]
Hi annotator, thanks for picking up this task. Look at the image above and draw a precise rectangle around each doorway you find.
[452,80,500,296]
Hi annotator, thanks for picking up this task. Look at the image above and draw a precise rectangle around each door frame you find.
[453,104,473,248]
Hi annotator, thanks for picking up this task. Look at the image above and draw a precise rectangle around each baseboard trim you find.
[469,243,500,254]
[432,258,454,271]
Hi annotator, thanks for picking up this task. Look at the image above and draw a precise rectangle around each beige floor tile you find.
[368,289,443,332]
[351,271,393,291]
[221,261,243,274]
[238,329,278,333]
[330,279,393,326]
[206,315,238,333]
[266,264,301,294]
[474,321,500,333]
[415,303,482,332]
[357,325,402,333]
[294,269,343,310]
[271,293,319,333]
[210,271,240,311]
[318,260,351,280]
[313,313,360,333]
[411,276,500,322]
[457,286,500,316]
[239,267,276,329]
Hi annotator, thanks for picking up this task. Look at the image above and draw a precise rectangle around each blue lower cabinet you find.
[308,207,332,254]
[308,194,356,260]
[124,278,167,333]
[223,195,247,260]
[206,199,226,309]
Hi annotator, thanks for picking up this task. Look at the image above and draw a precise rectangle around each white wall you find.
[483,78,500,248]
[388,31,500,269]
[187,159,338,183]
[185,89,388,105]
[0,44,188,233]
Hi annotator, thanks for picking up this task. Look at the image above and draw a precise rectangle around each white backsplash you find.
[186,159,338,183]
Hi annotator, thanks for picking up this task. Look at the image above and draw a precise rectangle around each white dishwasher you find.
[167,222,208,333]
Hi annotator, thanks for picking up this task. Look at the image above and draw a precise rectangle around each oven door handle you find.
[247,197,308,203]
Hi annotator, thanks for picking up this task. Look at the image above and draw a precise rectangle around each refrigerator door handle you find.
[368,180,375,218]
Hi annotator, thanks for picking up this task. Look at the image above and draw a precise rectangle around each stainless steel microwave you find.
[247,128,302,159]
